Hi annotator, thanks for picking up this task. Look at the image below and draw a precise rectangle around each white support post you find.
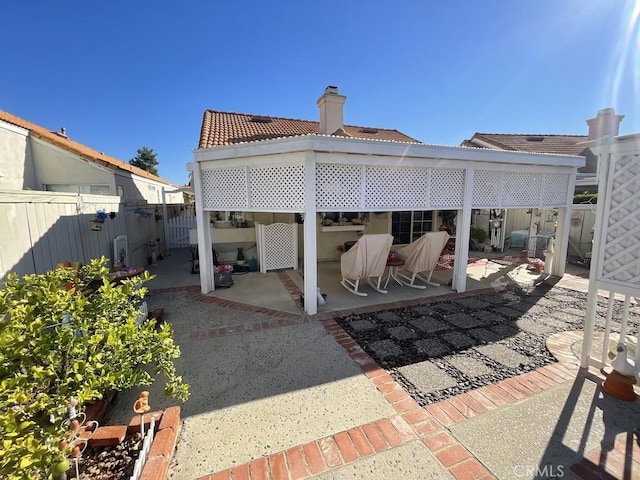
[452,167,474,292]
[303,152,318,315]
[581,142,611,368]
[190,162,214,293]
[552,170,576,277]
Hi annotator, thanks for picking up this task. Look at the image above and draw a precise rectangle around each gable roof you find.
[0,109,175,186]
[198,110,422,148]
[462,133,588,156]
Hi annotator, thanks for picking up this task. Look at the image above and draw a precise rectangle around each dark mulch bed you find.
[336,284,639,406]
[67,434,142,479]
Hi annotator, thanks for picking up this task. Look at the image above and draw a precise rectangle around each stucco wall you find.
[118,172,183,204]
[0,121,37,190]
[30,139,116,193]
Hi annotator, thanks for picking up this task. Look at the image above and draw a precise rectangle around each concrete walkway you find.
[106,250,640,480]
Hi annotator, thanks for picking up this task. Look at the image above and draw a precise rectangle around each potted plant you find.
[470,227,488,251]
[214,263,234,287]
[236,247,245,265]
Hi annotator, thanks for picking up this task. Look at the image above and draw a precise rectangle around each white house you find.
[0,109,184,204]
[0,109,185,279]
[189,86,585,315]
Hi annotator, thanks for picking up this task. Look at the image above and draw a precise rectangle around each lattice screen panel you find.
[256,223,298,273]
[600,155,640,287]
[316,164,362,209]
[202,168,248,210]
[365,167,429,209]
[249,164,305,210]
[472,170,501,207]
[429,169,465,208]
[501,172,543,206]
[541,174,570,206]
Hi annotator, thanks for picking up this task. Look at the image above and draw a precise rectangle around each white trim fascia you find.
[193,135,585,168]
[0,119,29,136]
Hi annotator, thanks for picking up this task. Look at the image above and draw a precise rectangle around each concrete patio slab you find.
[449,372,640,480]
[108,316,395,479]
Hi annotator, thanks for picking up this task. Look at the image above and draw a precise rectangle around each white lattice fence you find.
[599,155,640,286]
[256,223,298,273]
[250,164,305,210]
[366,167,429,209]
[583,151,640,373]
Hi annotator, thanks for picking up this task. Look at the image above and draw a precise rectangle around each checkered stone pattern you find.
[201,167,248,210]
[429,169,465,208]
[600,154,640,287]
[365,166,429,209]
[316,164,362,209]
[249,164,305,210]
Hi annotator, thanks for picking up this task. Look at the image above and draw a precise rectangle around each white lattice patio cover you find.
[396,231,450,274]
[340,234,393,280]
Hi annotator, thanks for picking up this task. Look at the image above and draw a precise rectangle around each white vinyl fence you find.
[166,214,197,248]
[0,191,174,282]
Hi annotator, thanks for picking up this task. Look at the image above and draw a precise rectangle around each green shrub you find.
[573,192,597,204]
[470,227,488,243]
[0,257,189,479]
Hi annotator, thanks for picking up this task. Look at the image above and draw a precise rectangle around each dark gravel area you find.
[336,284,639,406]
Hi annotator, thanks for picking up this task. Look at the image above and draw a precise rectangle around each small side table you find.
[384,258,405,289]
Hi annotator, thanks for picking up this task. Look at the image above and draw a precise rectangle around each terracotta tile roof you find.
[464,133,589,156]
[0,109,175,186]
[198,110,422,148]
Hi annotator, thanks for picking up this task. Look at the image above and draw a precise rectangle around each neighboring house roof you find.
[198,110,422,148]
[0,109,175,186]
[462,133,588,156]
[463,132,596,176]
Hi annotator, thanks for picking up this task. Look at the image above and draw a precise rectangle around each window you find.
[117,185,124,197]
[391,211,433,245]
[87,185,111,195]
[44,184,110,195]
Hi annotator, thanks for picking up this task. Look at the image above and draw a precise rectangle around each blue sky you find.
[1,1,637,186]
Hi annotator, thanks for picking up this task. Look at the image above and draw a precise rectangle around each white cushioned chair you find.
[340,234,394,296]
[395,231,450,289]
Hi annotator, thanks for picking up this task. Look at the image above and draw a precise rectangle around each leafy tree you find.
[129,146,159,176]
[0,258,189,479]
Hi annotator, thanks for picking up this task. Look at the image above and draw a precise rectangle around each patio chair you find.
[394,231,450,289]
[340,234,394,296]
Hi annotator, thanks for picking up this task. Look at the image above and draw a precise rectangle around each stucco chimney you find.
[586,108,624,140]
[317,86,346,135]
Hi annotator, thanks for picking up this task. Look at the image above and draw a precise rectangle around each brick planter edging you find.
[88,406,181,480]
